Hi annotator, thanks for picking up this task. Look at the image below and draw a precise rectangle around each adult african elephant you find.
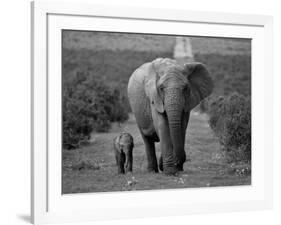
[127,58,213,175]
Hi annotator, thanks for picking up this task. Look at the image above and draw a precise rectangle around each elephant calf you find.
[113,132,134,174]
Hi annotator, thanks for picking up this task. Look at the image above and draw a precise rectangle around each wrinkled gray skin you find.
[113,132,134,174]
[127,58,213,175]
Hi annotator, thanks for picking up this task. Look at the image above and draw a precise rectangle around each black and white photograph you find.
[62,30,251,194]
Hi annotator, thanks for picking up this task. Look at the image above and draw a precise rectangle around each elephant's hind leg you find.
[141,133,159,173]
[159,155,163,172]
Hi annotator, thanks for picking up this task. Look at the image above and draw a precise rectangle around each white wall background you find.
[0,0,279,224]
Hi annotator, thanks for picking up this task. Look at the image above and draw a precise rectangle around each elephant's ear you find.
[115,136,122,153]
[183,62,214,110]
[144,63,164,113]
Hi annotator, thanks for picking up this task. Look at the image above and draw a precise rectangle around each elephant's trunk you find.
[165,89,186,169]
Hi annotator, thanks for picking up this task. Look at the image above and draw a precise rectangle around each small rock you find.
[178,178,185,184]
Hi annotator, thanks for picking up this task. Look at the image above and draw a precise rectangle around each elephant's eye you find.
[184,86,190,96]
[158,84,164,91]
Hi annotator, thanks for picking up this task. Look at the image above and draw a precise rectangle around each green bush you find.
[63,71,129,149]
[207,93,251,162]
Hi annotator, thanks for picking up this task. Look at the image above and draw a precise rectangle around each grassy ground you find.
[62,112,251,194]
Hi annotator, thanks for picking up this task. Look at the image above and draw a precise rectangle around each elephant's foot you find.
[147,159,159,173]
[125,165,133,173]
[147,166,159,173]
[176,163,184,171]
[162,160,183,175]
[163,165,178,176]
[118,169,125,174]
[125,169,133,174]
[147,161,159,173]
[175,154,186,172]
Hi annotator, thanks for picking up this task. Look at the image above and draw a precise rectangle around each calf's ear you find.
[115,136,122,153]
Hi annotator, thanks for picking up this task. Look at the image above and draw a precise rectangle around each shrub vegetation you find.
[62,70,129,149]
[207,93,251,162]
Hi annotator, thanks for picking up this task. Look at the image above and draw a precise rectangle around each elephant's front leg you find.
[141,133,158,173]
[157,115,177,175]
[125,151,133,173]
[116,153,125,174]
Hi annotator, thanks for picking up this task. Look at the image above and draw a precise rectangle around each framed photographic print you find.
[31,1,273,224]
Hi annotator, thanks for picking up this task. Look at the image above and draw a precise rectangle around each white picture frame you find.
[31,1,273,224]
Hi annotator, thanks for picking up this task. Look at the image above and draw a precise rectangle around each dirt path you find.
[173,36,194,64]
[62,112,250,194]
